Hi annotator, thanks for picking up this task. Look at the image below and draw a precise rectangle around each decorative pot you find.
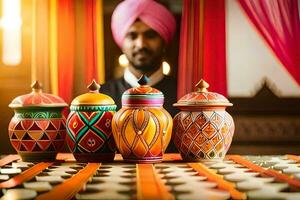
[173,80,234,161]
[66,80,117,162]
[8,81,68,161]
[112,76,173,163]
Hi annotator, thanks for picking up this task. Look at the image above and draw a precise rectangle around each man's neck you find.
[124,65,164,87]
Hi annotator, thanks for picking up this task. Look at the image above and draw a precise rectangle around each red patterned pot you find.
[66,80,117,162]
[173,80,234,161]
[8,81,68,161]
[112,75,173,163]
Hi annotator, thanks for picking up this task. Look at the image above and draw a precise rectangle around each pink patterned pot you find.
[173,80,234,161]
[8,81,68,161]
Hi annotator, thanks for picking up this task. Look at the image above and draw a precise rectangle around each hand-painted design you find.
[66,110,116,161]
[15,111,61,119]
[78,130,104,152]
[177,91,230,104]
[112,108,172,163]
[132,109,150,136]
[173,110,234,161]
[8,117,66,161]
[70,105,116,111]
[9,91,67,107]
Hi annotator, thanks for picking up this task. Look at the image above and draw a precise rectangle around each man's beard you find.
[131,60,160,72]
[130,49,162,72]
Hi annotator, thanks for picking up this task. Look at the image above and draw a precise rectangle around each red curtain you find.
[84,0,98,84]
[239,0,300,86]
[178,0,203,99]
[178,0,227,99]
[57,0,75,103]
[202,0,227,96]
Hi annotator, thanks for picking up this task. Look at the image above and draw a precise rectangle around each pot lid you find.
[122,75,164,106]
[9,81,68,108]
[71,80,115,106]
[173,79,232,107]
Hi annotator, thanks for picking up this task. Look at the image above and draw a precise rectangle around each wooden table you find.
[1,153,300,199]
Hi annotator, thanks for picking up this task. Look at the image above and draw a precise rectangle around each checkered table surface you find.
[1,153,300,199]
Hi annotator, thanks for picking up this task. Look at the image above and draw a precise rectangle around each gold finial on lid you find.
[195,79,209,92]
[87,79,100,93]
[31,81,43,93]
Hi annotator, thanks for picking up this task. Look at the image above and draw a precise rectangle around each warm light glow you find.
[118,54,129,67]
[1,0,22,65]
[162,61,171,75]
[118,55,171,75]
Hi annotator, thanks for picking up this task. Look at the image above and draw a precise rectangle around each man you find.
[101,0,178,117]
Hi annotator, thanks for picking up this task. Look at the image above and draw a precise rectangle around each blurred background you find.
[0,0,299,154]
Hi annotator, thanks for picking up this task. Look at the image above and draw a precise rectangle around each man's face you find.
[122,20,166,72]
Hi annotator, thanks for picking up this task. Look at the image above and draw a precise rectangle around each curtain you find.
[202,0,227,96]
[239,0,300,86]
[178,0,227,99]
[178,0,204,99]
[31,0,50,92]
[34,0,105,103]
[83,0,106,85]
[84,0,98,85]
[57,0,75,103]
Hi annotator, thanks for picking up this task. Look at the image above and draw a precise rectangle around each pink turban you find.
[111,0,176,47]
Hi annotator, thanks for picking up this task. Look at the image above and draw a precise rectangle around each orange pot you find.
[112,76,173,163]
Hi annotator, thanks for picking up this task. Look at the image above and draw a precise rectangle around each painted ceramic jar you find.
[8,81,68,161]
[173,79,234,161]
[66,80,117,162]
[112,76,173,163]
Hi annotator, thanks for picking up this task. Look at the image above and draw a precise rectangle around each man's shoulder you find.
[100,76,131,96]
[155,75,177,88]
[101,77,124,87]
[162,75,177,83]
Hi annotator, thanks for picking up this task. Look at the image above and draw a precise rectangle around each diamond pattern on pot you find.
[78,130,104,152]
[120,109,161,158]
[187,123,199,139]
[202,123,217,139]
[93,111,113,138]
[195,113,208,128]
[182,114,193,129]
[210,112,224,129]
[190,142,201,155]
[67,112,86,138]
[195,133,207,146]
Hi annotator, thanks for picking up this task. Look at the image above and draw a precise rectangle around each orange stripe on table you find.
[136,164,173,200]
[188,163,246,200]
[0,155,20,167]
[227,155,300,188]
[36,163,100,200]
[163,153,182,161]
[287,155,300,163]
[56,153,75,161]
[0,162,53,188]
